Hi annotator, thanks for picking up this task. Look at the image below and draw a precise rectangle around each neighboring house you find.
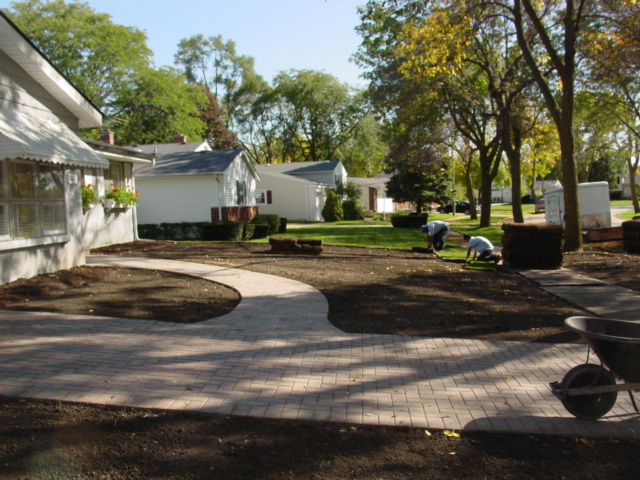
[256,160,347,187]
[254,166,328,222]
[491,180,562,203]
[0,11,109,284]
[135,149,260,224]
[350,174,395,214]
[82,131,154,249]
[620,174,640,199]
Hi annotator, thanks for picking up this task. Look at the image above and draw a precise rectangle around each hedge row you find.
[501,223,564,269]
[391,214,429,229]
[138,217,287,242]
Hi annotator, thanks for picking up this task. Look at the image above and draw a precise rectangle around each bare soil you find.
[1,239,639,479]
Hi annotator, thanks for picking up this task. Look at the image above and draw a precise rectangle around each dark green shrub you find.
[251,223,270,239]
[202,221,244,241]
[242,223,256,241]
[278,218,288,233]
[342,199,364,220]
[322,190,343,222]
[251,214,281,235]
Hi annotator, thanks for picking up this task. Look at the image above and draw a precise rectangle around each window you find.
[255,190,272,205]
[106,161,125,189]
[1,159,66,240]
[236,180,247,205]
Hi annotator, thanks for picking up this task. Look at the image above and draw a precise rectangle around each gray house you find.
[1,11,107,284]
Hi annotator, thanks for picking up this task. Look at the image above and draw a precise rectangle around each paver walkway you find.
[1,255,639,439]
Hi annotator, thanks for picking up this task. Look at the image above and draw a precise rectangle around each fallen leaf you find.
[444,430,460,438]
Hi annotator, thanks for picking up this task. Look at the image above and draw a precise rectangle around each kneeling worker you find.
[421,220,449,251]
[463,234,501,264]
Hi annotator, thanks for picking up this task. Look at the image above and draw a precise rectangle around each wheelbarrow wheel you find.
[560,364,617,420]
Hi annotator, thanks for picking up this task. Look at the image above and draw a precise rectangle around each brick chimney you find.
[173,134,187,144]
[100,129,114,145]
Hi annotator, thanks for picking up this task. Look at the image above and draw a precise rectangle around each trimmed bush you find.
[391,214,428,229]
[342,199,364,220]
[278,218,288,233]
[202,221,244,241]
[322,190,343,222]
[501,223,563,269]
[251,214,281,235]
[242,223,256,241]
[251,223,270,239]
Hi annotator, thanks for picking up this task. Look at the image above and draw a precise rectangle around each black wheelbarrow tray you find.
[550,316,640,420]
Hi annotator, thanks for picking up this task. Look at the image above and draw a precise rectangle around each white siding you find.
[222,156,257,207]
[136,175,222,224]
[256,171,326,221]
[0,50,78,128]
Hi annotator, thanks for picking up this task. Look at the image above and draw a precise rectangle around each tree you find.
[335,114,387,177]
[385,121,451,214]
[321,190,344,222]
[272,70,366,163]
[396,4,515,226]
[582,1,640,212]
[174,34,268,130]
[199,87,241,149]
[7,0,151,112]
[511,0,589,251]
[109,66,208,145]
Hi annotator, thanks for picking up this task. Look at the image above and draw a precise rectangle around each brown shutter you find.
[267,191,272,204]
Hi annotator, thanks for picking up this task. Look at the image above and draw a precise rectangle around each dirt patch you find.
[1,241,594,343]
[1,240,639,479]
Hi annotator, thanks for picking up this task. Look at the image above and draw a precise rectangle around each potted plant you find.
[81,181,96,211]
[104,184,139,209]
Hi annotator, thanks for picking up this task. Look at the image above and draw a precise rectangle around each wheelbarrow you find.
[550,316,640,420]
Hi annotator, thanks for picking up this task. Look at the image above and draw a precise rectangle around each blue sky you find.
[1,0,367,87]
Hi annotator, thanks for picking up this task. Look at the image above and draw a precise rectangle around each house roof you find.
[350,174,390,189]
[136,149,255,178]
[0,108,108,168]
[0,11,102,128]
[257,169,330,186]
[132,141,211,156]
[257,160,341,176]
[83,138,155,165]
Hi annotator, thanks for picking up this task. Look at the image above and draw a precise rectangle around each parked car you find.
[535,197,545,213]
[437,200,478,215]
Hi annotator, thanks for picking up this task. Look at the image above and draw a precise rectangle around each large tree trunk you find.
[558,119,581,251]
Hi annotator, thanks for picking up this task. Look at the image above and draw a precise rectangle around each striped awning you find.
[0,108,108,168]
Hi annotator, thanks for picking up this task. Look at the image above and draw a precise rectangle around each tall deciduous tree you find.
[109,67,208,145]
[511,0,589,251]
[272,69,365,163]
[7,0,151,112]
[174,34,268,130]
[396,4,522,226]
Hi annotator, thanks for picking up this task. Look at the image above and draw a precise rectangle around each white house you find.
[135,149,260,224]
[620,174,640,199]
[349,174,395,214]
[0,11,109,284]
[254,167,328,222]
[256,160,347,186]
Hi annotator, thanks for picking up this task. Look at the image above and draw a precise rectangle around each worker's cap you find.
[420,225,428,233]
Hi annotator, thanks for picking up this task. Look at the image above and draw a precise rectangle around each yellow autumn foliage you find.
[395,10,472,82]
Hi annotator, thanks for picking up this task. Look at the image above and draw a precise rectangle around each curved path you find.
[0,256,638,439]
